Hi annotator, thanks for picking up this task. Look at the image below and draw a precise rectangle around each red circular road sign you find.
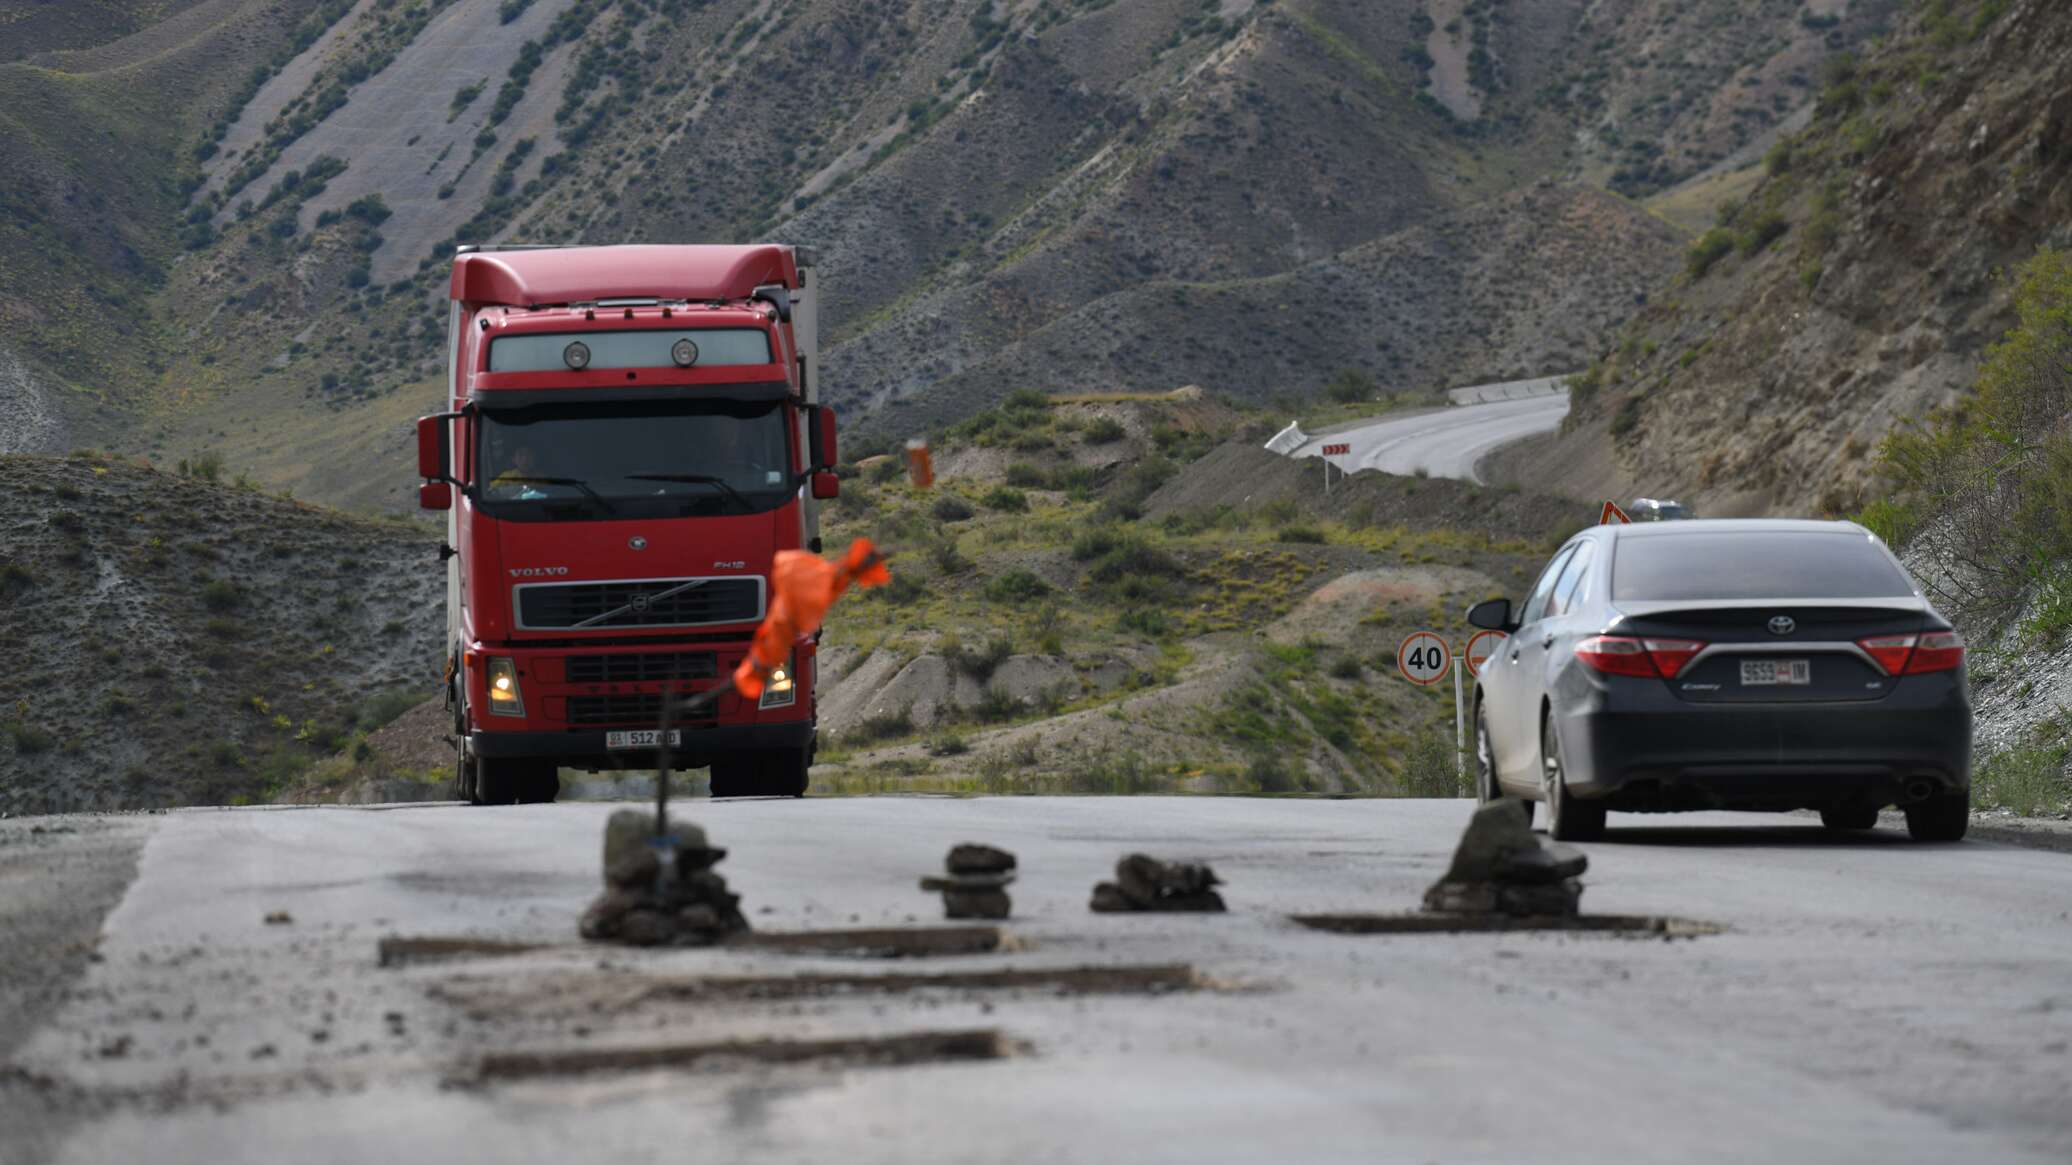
[1397,631,1451,686]
[1465,629,1508,678]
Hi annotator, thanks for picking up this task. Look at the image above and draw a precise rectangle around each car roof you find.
[1604,518,1871,540]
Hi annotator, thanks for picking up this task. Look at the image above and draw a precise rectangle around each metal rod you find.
[652,682,726,836]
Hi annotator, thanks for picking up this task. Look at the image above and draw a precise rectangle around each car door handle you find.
[1541,634,1554,649]
[1508,649,1520,662]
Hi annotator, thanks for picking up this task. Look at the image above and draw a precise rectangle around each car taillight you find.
[1642,638,1705,678]
[1575,636,1707,678]
[1857,631,1966,675]
[1910,631,1966,673]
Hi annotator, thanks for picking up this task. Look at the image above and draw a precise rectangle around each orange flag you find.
[733,538,890,698]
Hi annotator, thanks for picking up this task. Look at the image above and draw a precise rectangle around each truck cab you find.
[415,244,838,803]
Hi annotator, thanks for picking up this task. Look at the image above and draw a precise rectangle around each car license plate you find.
[1740,659,1810,686]
[605,730,680,750]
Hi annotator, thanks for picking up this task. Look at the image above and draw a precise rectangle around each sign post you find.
[1319,442,1350,495]
[1397,631,1457,792]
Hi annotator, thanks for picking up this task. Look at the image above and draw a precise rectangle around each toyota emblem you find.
[628,536,648,551]
[1767,615,1796,636]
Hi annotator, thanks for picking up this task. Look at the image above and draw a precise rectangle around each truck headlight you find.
[486,657,525,717]
[758,657,796,708]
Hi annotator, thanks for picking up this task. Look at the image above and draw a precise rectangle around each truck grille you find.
[567,694,719,727]
[515,577,763,630]
[566,652,720,684]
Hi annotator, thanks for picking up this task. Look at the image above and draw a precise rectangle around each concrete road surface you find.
[5,798,2071,1164]
[1298,376,1570,483]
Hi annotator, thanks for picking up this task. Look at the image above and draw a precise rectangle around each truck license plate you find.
[606,730,680,749]
[1740,659,1810,686]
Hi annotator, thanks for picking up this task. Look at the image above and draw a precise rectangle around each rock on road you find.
[4,798,2070,1164]
[1298,376,1572,483]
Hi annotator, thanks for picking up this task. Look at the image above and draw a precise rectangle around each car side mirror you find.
[810,406,838,470]
[1467,597,1515,632]
[418,481,453,510]
[810,470,840,500]
[417,412,461,485]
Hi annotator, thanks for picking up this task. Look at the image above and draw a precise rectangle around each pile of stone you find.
[579,810,750,946]
[1422,801,1587,917]
[919,843,1016,919]
[1089,854,1226,912]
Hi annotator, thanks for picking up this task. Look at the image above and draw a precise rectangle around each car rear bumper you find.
[471,722,813,770]
[1555,676,1971,812]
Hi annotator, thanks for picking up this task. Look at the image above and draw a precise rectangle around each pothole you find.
[437,963,1207,1018]
[736,925,1018,958]
[1289,914,1722,938]
[471,1027,1015,1082]
[378,936,545,967]
[378,925,1018,968]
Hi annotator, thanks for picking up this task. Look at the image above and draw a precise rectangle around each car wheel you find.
[1542,711,1605,842]
[1474,704,1529,827]
[1904,788,1969,842]
[1820,805,1879,831]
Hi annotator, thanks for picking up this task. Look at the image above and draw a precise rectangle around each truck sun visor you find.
[489,329,771,372]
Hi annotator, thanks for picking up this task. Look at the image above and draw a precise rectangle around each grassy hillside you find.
[0,451,442,815]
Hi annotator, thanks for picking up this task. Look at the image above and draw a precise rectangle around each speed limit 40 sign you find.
[1397,631,1452,685]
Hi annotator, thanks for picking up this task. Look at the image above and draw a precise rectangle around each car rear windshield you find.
[1611,532,1914,601]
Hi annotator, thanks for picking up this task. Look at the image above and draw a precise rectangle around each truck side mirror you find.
[810,406,838,470]
[1466,597,1516,632]
[416,414,451,482]
[810,471,840,500]
[419,481,453,510]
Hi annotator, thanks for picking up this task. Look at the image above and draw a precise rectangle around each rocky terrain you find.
[1504,0,2072,519]
[0,0,1892,510]
[0,452,443,815]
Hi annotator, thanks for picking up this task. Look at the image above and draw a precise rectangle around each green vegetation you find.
[1868,249,2072,626]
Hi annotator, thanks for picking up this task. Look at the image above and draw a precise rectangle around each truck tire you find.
[473,756,554,805]
[708,756,754,799]
[761,747,810,798]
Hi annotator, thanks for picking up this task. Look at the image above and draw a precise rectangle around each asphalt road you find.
[1298,377,1570,483]
[5,798,2070,1164]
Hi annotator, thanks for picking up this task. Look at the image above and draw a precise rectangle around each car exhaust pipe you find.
[1904,778,1936,803]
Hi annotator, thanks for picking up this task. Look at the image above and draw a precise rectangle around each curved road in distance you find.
[1296,375,1571,484]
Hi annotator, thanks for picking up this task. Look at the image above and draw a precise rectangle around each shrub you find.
[847,706,914,743]
[1118,608,1169,638]
[985,570,1051,603]
[201,580,241,612]
[1736,212,1789,256]
[1686,228,1735,279]
[1082,417,1126,444]
[946,634,1014,681]
[1277,525,1327,544]
[981,486,1029,512]
[1004,463,1047,488]
[1972,744,2069,816]
[6,722,55,755]
[1324,369,1376,404]
[930,495,975,522]
[1396,727,1462,797]
[1003,388,1049,410]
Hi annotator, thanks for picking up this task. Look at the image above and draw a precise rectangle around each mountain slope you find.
[1499,0,2072,516]
[2,0,1893,510]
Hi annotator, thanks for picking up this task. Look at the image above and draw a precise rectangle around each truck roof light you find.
[671,339,699,367]
[563,341,591,370]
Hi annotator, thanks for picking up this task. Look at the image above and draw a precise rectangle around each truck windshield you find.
[476,399,793,521]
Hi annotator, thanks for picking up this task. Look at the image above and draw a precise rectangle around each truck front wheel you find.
[708,750,809,798]
[467,755,558,805]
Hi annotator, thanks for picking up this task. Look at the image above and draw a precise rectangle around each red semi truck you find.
[414,244,839,803]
